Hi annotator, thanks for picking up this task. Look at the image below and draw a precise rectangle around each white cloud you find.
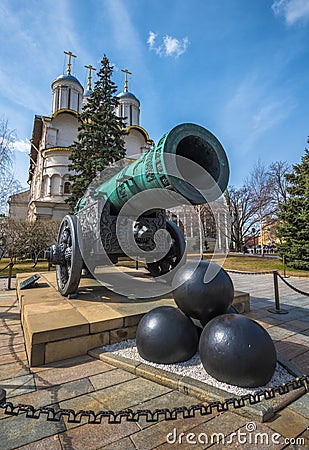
[147,31,190,57]
[272,0,309,25]
[13,139,30,153]
[147,31,157,48]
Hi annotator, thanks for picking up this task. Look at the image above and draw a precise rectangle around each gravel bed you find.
[100,339,295,397]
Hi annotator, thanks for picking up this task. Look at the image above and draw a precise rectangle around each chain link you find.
[0,375,308,424]
[276,271,309,297]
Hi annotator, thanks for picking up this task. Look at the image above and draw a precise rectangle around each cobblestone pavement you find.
[0,274,308,449]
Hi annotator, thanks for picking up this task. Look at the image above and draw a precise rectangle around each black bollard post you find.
[268,271,288,314]
[283,255,287,278]
[7,262,13,290]
[0,388,6,404]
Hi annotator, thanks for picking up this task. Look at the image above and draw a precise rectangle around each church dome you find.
[51,72,84,114]
[52,74,81,86]
[117,91,140,104]
[54,74,83,88]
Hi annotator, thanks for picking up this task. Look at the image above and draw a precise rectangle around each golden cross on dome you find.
[121,68,132,92]
[84,64,96,90]
[64,51,77,75]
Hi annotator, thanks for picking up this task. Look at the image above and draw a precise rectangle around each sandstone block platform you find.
[17,268,250,367]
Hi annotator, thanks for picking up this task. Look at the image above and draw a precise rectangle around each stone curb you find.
[88,347,307,423]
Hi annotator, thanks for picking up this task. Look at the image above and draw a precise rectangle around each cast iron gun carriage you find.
[45,123,229,296]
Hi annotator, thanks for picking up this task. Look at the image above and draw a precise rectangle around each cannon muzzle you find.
[76,123,229,214]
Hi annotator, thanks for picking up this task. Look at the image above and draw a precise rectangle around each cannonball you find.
[200,304,239,327]
[136,306,198,364]
[199,314,277,387]
[172,260,234,323]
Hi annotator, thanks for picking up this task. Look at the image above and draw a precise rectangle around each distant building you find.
[9,53,153,221]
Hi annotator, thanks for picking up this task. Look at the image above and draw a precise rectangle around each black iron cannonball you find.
[200,304,239,327]
[172,260,234,323]
[136,306,199,364]
[199,314,277,387]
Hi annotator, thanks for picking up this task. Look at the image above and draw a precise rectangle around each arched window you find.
[50,174,61,195]
[64,181,71,194]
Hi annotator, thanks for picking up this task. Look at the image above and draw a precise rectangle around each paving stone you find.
[0,297,19,307]
[288,393,309,419]
[1,373,36,398]
[93,351,141,374]
[292,332,309,343]
[15,434,62,450]
[280,320,309,332]
[0,349,28,365]
[295,428,309,447]
[267,326,296,340]
[0,335,25,348]
[267,408,309,439]
[255,320,274,329]
[99,436,136,450]
[58,421,140,450]
[58,392,108,430]
[0,408,66,450]
[0,323,23,334]
[34,357,114,389]
[0,361,30,381]
[31,354,95,372]
[0,314,21,323]
[9,377,94,409]
[132,389,209,430]
[130,410,218,450]
[0,342,25,356]
[89,367,136,390]
[275,340,307,360]
[291,352,309,374]
[90,377,172,411]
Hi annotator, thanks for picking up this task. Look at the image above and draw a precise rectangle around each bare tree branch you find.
[0,117,22,214]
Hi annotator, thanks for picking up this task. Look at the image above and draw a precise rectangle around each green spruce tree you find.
[277,145,309,270]
[67,55,127,210]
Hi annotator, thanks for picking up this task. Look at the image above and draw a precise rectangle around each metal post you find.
[7,262,13,290]
[0,388,6,404]
[268,271,288,314]
[283,255,287,278]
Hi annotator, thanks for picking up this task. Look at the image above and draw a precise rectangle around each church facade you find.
[9,55,153,221]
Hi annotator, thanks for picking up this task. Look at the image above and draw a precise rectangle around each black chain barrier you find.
[0,262,12,273]
[276,271,309,297]
[0,375,308,424]
[226,269,274,275]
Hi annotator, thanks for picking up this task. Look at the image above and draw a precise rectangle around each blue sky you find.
[1,0,309,189]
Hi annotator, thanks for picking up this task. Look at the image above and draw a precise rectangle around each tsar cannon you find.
[45,123,229,296]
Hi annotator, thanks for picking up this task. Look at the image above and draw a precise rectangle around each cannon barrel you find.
[46,123,230,296]
[76,123,229,214]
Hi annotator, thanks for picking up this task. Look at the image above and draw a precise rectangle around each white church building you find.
[9,53,154,221]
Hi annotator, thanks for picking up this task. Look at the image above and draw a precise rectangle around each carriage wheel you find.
[146,220,186,277]
[55,215,83,296]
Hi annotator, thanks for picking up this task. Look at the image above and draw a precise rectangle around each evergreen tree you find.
[277,146,309,270]
[67,55,127,210]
